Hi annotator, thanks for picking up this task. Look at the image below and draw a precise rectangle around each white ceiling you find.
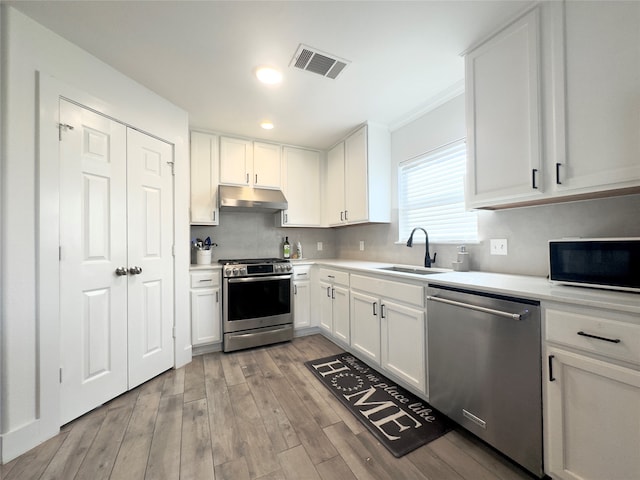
[7,0,530,150]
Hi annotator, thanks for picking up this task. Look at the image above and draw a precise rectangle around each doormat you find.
[305,353,451,457]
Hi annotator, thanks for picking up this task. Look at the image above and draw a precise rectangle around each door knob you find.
[115,267,128,276]
[128,266,143,275]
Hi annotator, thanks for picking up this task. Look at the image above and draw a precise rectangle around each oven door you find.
[223,274,292,333]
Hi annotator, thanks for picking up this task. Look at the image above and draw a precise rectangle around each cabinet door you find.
[326,142,346,225]
[253,142,281,188]
[332,285,350,345]
[220,136,252,186]
[553,1,640,193]
[293,280,311,329]
[319,280,333,333]
[466,9,544,208]
[282,147,321,226]
[344,126,369,223]
[191,287,221,345]
[546,348,640,480]
[190,132,219,225]
[381,300,426,393]
[350,290,380,366]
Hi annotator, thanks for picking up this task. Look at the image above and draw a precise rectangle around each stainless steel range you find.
[219,258,293,352]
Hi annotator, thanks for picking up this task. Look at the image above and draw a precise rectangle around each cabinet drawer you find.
[319,268,349,286]
[190,270,220,288]
[546,308,640,366]
[293,265,311,280]
[351,274,423,307]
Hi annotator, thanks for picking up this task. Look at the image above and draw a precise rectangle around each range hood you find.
[218,185,288,212]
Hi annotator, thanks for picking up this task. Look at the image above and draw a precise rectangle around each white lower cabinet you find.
[544,305,640,480]
[318,268,350,345]
[350,274,426,394]
[380,300,426,394]
[190,269,221,346]
[293,265,311,329]
[350,290,381,365]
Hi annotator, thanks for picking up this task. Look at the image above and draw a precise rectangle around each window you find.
[398,139,478,244]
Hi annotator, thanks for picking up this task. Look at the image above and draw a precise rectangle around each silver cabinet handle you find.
[331,287,335,299]
[115,267,128,276]
[326,286,331,297]
[380,303,386,319]
[128,266,143,275]
[427,295,527,320]
[294,285,298,295]
[246,173,249,184]
[216,291,219,303]
[255,174,258,184]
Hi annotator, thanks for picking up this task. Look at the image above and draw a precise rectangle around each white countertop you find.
[309,259,640,315]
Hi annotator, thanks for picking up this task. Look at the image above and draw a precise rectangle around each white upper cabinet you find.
[219,136,253,186]
[219,136,281,189]
[324,123,391,226]
[465,2,640,209]
[465,8,544,208]
[326,142,346,226]
[281,146,322,227]
[253,141,282,188]
[551,0,640,194]
[190,131,219,225]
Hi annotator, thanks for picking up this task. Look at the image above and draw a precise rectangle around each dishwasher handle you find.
[427,295,529,320]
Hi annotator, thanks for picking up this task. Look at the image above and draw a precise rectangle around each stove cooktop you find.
[218,258,289,265]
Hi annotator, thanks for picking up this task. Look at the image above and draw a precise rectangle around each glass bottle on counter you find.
[283,237,291,259]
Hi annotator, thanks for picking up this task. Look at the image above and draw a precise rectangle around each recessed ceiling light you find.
[255,66,283,85]
[260,121,274,130]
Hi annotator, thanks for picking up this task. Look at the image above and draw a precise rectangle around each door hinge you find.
[172,245,176,257]
[57,123,74,141]
[172,326,177,339]
[167,161,175,176]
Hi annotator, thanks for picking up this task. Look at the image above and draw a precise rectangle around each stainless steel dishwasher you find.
[427,285,543,478]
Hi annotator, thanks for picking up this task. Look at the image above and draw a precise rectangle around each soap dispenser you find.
[453,245,470,272]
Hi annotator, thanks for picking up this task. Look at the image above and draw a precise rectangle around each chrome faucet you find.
[406,227,436,268]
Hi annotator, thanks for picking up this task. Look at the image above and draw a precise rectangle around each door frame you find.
[36,73,191,444]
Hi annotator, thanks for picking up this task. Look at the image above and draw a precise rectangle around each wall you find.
[0,6,190,462]
[191,211,337,262]
[336,94,640,277]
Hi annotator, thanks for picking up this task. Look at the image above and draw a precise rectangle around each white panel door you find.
[326,143,346,226]
[319,281,333,333]
[350,290,380,366]
[381,300,426,393]
[126,128,174,388]
[59,100,128,424]
[219,136,252,186]
[344,126,368,223]
[253,142,281,188]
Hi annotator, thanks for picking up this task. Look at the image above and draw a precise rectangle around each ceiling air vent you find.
[290,44,350,80]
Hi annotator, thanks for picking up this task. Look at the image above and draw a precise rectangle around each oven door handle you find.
[227,274,292,283]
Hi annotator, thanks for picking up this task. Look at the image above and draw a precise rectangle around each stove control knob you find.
[240,267,247,275]
[225,268,232,276]
[286,264,292,271]
[232,267,238,276]
[275,264,282,272]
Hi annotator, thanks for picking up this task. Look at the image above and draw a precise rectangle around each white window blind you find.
[398,139,478,244]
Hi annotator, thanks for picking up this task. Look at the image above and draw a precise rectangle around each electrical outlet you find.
[490,238,508,255]
[359,240,365,251]
[317,241,323,251]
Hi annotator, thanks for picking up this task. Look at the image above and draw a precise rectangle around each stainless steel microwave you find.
[549,238,640,293]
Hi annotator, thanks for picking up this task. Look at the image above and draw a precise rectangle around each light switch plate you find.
[490,238,508,255]
[317,241,323,251]
[359,240,365,251]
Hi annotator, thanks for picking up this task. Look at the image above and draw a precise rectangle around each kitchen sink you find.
[377,265,443,275]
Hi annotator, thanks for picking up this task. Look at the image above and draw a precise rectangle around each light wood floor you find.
[1,334,535,480]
